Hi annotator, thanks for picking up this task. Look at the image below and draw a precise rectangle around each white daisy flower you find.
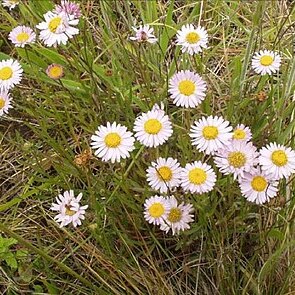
[133,106,173,148]
[251,50,281,75]
[160,196,194,235]
[176,24,208,55]
[232,124,252,142]
[8,26,36,48]
[189,115,233,155]
[0,59,23,91]
[36,11,79,47]
[50,190,88,228]
[214,141,259,180]
[239,167,279,205]
[259,142,295,180]
[143,195,171,225]
[2,0,19,10]
[180,161,216,194]
[168,70,207,108]
[0,89,13,116]
[146,157,182,193]
[91,122,135,163]
[130,24,157,43]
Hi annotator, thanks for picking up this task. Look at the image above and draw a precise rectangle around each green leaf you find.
[5,253,18,269]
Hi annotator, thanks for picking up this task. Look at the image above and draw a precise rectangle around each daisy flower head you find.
[8,26,36,48]
[251,50,281,76]
[232,124,252,143]
[2,0,19,10]
[36,11,79,47]
[239,167,279,205]
[50,190,88,228]
[214,141,259,180]
[168,70,207,108]
[259,142,295,180]
[0,89,13,116]
[91,122,135,163]
[160,196,194,235]
[133,107,173,148]
[143,195,171,225]
[180,161,216,194]
[176,24,208,55]
[146,157,182,193]
[130,24,157,44]
[0,59,23,91]
[54,0,82,19]
[189,116,233,155]
[46,63,64,80]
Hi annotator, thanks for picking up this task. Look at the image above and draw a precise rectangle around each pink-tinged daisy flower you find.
[168,70,207,108]
[214,141,259,180]
[160,196,194,235]
[9,26,36,48]
[239,167,279,204]
[251,50,281,76]
[176,24,208,55]
[0,89,13,116]
[189,115,233,155]
[130,24,157,43]
[259,142,295,180]
[54,0,82,19]
[232,124,252,143]
[50,190,88,228]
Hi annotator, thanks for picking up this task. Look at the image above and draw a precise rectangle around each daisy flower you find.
[0,89,13,116]
[214,141,259,180]
[143,195,171,225]
[251,50,281,76]
[189,115,233,155]
[146,157,182,193]
[168,70,207,108]
[130,24,157,43]
[8,26,36,48]
[54,0,82,19]
[133,106,173,147]
[180,161,216,194]
[259,142,295,180]
[2,0,19,10]
[0,59,23,91]
[239,167,279,204]
[232,124,252,143]
[91,122,135,163]
[50,190,88,228]
[160,196,194,235]
[46,64,64,80]
[36,11,79,47]
[176,24,208,55]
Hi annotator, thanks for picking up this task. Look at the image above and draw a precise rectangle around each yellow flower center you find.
[157,166,172,181]
[0,98,5,109]
[260,55,274,66]
[144,119,162,134]
[0,67,13,80]
[228,152,246,168]
[104,132,121,148]
[178,80,195,96]
[148,203,165,218]
[202,126,219,140]
[65,205,76,216]
[47,65,63,79]
[16,32,30,42]
[167,208,182,223]
[233,129,246,140]
[271,150,288,166]
[251,176,267,192]
[189,168,207,185]
[185,32,200,44]
[49,17,62,33]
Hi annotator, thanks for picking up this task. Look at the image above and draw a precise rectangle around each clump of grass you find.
[0,0,295,294]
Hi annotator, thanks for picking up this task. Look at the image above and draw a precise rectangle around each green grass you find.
[0,0,295,294]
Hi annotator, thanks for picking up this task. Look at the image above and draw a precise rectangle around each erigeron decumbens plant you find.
[1,1,294,234]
